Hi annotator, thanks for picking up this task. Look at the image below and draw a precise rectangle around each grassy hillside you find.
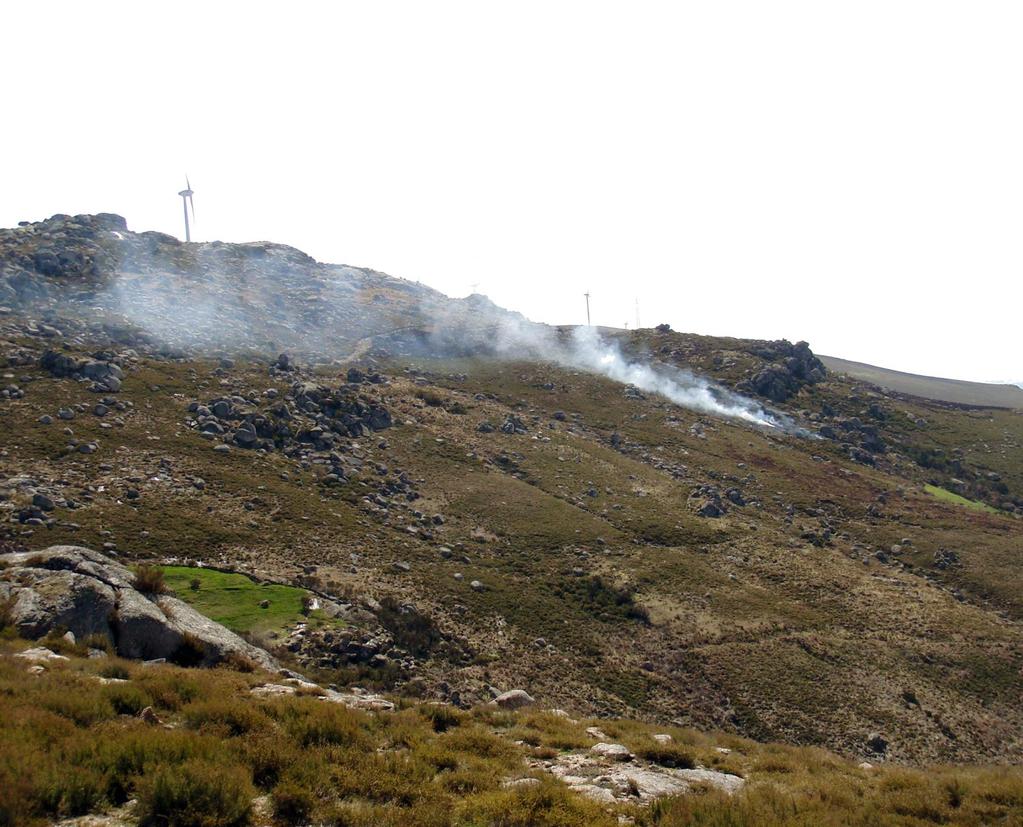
[820,355,1023,409]
[2,638,1021,827]
[2,334,1022,766]
[160,566,341,636]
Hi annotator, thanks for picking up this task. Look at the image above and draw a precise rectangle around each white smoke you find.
[77,230,799,433]
[466,309,796,431]
[564,326,786,429]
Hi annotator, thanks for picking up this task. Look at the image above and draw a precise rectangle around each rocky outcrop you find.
[39,349,124,392]
[688,484,728,518]
[0,212,507,362]
[532,747,744,805]
[739,340,826,402]
[0,546,275,669]
[187,378,394,455]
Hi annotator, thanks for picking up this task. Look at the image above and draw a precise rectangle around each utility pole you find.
[584,291,591,326]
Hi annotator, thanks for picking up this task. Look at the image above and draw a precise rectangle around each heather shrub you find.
[272,778,316,825]
[133,565,167,594]
[38,687,114,726]
[35,765,105,818]
[236,734,303,789]
[277,701,368,749]
[104,683,152,715]
[419,703,463,733]
[636,742,695,769]
[455,779,615,826]
[183,699,271,736]
[136,760,254,827]
[99,661,132,680]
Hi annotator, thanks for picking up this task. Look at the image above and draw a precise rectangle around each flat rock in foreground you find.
[535,749,744,804]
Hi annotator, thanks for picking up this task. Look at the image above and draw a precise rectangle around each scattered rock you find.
[14,647,68,662]
[492,689,535,710]
[138,706,162,725]
[590,742,634,761]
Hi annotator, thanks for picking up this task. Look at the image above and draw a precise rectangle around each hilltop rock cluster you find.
[0,212,469,361]
[738,340,826,403]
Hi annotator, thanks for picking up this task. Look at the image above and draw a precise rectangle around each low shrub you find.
[637,742,695,769]
[135,669,204,710]
[455,779,615,826]
[376,597,443,658]
[104,683,152,716]
[237,734,301,789]
[99,662,132,680]
[170,632,207,667]
[38,688,114,727]
[136,760,254,827]
[133,565,167,595]
[283,703,367,749]
[184,699,271,736]
[416,390,445,407]
[219,652,260,673]
[36,765,105,818]
[80,633,114,654]
[272,779,316,825]
[0,596,17,633]
[419,703,463,733]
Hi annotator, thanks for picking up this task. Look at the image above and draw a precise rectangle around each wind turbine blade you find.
[189,194,195,222]
[186,175,191,191]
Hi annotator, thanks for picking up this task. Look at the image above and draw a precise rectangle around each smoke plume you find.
[70,229,798,433]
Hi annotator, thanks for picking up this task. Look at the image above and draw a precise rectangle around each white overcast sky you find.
[3,2,1021,382]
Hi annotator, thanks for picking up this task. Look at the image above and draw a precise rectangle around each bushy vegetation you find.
[136,761,254,827]
[1,639,1020,827]
[555,575,651,625]
[132,564,167,595]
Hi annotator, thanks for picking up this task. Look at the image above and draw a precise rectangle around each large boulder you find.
[739,340,826,402]
[492,689,535,710]
[113,589,184,660]
[0,546,275,669]
[0,569,115,640]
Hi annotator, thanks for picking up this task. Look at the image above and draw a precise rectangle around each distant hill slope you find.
[3,213,1023,766]
[820,355,1023,409]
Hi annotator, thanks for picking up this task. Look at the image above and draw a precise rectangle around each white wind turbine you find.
[177,177,195,241]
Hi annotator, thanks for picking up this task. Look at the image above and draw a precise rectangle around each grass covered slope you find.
[1,639,1021,827]
[923,485,1001,515]
[820,355,1023,409]
[161,566,340,637]
[1,329,1022,765]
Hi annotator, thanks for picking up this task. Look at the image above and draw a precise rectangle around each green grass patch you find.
[161,567,336,636]
[924,485,1000,514]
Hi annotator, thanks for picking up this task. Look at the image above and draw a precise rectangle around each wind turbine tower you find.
[584,291,591,326]
[178,177,195,242]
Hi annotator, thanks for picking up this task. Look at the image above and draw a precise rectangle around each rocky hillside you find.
[1,214,1022,768]
[0,212,521,361]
